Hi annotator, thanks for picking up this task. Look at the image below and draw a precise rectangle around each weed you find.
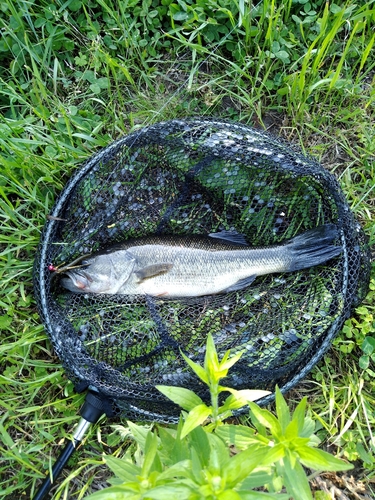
[86,334,352,500]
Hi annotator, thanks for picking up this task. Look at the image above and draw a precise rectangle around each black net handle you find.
[33,391,109,500]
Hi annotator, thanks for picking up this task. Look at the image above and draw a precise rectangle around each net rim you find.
[33,118,370,419]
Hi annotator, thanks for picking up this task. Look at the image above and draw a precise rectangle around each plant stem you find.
[210,380,221,428]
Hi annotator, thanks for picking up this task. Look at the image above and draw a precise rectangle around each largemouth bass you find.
[61,224,342,298]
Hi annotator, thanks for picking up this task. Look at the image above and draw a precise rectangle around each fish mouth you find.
[61,270,92,292]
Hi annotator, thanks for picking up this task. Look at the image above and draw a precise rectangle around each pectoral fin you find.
[222,275,257,293]
[135,263,173,283]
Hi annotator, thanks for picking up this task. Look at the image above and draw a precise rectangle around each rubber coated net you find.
[33,119,370,422]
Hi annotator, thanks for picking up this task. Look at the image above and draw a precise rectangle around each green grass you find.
[0,0,374,498]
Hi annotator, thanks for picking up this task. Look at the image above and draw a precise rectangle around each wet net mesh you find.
[33,119,370,422]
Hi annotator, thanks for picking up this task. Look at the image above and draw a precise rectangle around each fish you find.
[60,224,342,298]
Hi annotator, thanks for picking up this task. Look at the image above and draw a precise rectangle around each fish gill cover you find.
[33,119,370,422]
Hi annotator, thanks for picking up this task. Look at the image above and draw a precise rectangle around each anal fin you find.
[222,275,257,293]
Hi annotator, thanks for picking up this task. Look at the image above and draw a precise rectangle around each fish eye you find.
[81,260,89,266]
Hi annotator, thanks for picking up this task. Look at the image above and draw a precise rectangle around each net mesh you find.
[33,119,370,422]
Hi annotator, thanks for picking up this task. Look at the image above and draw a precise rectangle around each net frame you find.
[33,119,370,422]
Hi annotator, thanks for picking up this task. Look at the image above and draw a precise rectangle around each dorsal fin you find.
[208,230,248,246]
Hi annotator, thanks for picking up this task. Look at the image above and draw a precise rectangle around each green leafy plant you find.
[157,333,271,438]
[359,335,375,373]
[86,334,352,500]
[335,277,375,361]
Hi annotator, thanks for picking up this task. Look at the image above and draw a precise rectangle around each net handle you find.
[33,391,108,500]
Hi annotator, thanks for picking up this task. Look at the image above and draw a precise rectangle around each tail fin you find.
[287,224,342,272]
